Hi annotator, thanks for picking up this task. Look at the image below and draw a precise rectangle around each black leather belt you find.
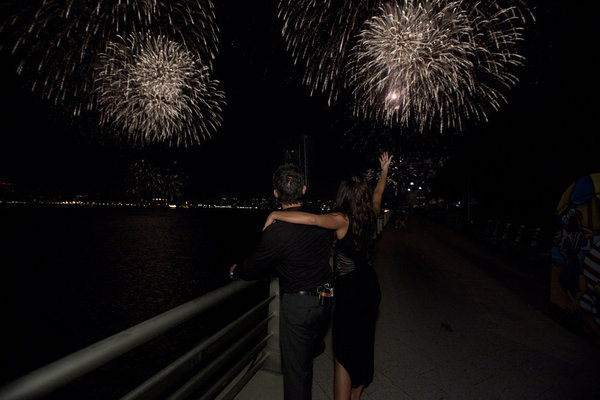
[296,289,319,296]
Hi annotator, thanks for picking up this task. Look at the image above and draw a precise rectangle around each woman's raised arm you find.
[372,152,392,215]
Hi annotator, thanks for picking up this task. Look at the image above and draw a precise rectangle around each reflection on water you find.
[0,206,267,397]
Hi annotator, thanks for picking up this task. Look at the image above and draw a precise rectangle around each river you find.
[0,205,269,398]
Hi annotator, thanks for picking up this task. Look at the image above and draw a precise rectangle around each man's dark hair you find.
[272,164,304,205]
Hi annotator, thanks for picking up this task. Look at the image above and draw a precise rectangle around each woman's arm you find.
[372,152,393,215]
[263,210,347,231]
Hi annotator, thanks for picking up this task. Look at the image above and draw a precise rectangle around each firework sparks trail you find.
[96,33,225,147]
[127,160,184,203]
[277,0,384,105]
[343,121,450,196]
[278,0,532,133]
[1,0,219,118]
[363,151,447,197]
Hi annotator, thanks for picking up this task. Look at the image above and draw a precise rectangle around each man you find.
[230,164,333,400]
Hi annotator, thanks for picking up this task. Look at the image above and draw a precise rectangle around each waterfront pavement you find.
[233,215,600,400]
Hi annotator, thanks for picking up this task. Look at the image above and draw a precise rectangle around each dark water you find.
[0,206,269,397]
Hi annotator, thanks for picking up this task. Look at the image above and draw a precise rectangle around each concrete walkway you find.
[234,215,600,399]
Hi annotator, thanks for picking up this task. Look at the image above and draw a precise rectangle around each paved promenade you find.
[235,215,600,399]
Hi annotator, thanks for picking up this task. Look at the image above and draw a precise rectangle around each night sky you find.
[1,1,598,227]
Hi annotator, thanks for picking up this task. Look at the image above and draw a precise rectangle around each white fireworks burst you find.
[278,0,533,133]
[2,0,219,117]
[95,33,226,147]
[350,1,480,131]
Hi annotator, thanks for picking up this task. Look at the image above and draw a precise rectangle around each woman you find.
[263,152,392,400]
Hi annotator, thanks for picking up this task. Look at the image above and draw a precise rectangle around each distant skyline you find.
[1,1,598,225]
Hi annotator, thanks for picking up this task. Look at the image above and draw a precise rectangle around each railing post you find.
[502,222,512,241]
[492,221,501,237]
[484,219,493,237]
[514,225,525,244]
[262,277,281,373]
[530,227,541,249]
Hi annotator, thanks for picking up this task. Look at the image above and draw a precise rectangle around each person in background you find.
[263,152,392,400]
[230,163,333,400]
[559,215,586,311]
[579,239,600,338]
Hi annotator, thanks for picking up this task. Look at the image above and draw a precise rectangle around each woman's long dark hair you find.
[334,175,376,250]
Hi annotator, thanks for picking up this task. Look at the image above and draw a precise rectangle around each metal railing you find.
[0,278,280,400]
[422,207,553,257]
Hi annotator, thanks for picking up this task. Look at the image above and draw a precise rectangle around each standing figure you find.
[264,152,392,400]
[559,215,586,310]
[230,163,333,400]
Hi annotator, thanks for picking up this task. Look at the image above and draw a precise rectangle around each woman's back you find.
[334,219,371,276]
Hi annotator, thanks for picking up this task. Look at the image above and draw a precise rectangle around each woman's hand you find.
[263,212,277,231]
[379,152,393,171]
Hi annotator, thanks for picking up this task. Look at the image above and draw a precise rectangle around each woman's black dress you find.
[333,220,381,388]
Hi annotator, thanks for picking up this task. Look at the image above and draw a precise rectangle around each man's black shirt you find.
[235,207,334,293]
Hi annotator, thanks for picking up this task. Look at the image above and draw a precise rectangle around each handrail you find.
[0,279,269,400]
[167,321,272,400]
[422,207,552,255]
[213,352,270,400]
[121,295,275,400]
[199,338,271,400]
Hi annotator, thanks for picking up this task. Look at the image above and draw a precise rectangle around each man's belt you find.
[295,283,334,297]
[296,289,319,296]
